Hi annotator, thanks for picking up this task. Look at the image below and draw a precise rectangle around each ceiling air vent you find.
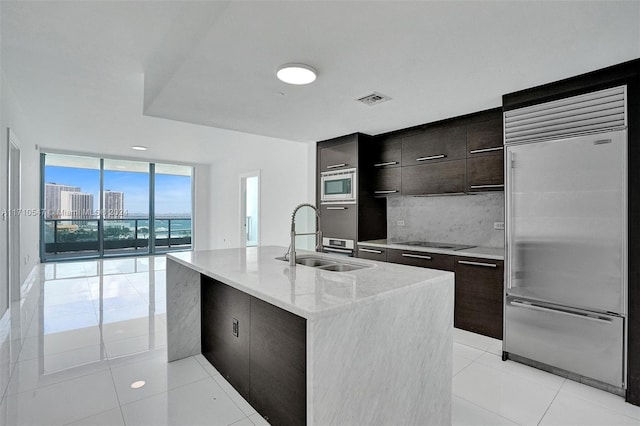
[357,92,391,106]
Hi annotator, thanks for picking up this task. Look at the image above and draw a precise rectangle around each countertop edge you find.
[166,251,455,321]
[357,240,505,260]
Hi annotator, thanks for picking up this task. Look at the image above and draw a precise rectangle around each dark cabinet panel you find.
[320,204,357,240]
[357,246,387,261]
[318,135,358,171]
[369,136,402,168]
[401,160,466,195]
[250,297,307,426]
[467,154,504,192]
[387,248,455,271]
[201,276,251,399]
[401,126,466,167]
[370,167,401,196]
[467,116,503,155]
[454,257,504,339]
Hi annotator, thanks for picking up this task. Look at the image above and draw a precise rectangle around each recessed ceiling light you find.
[276,64,317,85]
[131,146,147,151]
[130,380,146,389]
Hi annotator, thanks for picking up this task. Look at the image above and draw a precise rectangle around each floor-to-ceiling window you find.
[41,153,193,261]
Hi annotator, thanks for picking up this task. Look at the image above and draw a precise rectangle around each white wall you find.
[208,137,313,249]
[1,73,40,286]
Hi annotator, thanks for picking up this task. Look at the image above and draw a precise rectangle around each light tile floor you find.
[0,256,639,425]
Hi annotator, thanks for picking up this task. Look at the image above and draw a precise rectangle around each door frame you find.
[239,170,261,248]
[7,128,22,302]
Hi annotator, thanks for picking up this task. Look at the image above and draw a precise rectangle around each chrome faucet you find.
[287,203,322,266]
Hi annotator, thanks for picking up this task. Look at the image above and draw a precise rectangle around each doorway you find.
[240,171,260,247]
[8,129,21,303]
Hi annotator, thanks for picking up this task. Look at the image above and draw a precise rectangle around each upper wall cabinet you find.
[401,125,466,167]
[467,116,503,156]
[318,134,358,171]
[369,135,402,169]
[466,112,504,192]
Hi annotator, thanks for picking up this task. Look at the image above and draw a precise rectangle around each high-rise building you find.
[59,191,94,221]
[104,190,125,219]
[44,183,81,219]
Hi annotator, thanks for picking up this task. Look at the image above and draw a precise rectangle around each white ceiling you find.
[2,1,639,148]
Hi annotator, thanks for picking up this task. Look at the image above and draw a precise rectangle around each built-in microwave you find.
[320,168,356,204]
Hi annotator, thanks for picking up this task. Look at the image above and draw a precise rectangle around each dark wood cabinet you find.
[466,112,504,192]
[250,297,306,426]
[454,257,504,339]
[356,246,387,261]
[317,133,387,246]
[467,116,503,155]
[401,125,466,167]
[370,167,401,196]
[201,275,251,399]
[318,134,358,171]
[387,248,455,271]
[401,159,466,195]
[320,204,357,241]
[369,135,402,168]
[467,155,504,192]
[202,276,308,426]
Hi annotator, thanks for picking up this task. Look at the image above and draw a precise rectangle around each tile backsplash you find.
[387,192,504,248]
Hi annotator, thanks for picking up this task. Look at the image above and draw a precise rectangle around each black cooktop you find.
[398,241,476,251]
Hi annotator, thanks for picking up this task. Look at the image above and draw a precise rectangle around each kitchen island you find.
[167,246,453,426]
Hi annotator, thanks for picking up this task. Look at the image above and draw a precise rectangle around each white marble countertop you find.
[358,239,505,260]
[167,246,453,320]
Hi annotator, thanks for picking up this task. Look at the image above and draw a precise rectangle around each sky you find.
[45,166,192,216]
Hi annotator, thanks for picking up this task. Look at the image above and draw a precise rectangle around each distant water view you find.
[42,154,193,258]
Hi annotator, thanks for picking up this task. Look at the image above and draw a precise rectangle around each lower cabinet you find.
[201,276,307,426]
[250,297,306,426]
[201,276,251,398]
[454,257,504,339]
[384,249,504,339]
[387,248,455,271]
[357,246,387,261]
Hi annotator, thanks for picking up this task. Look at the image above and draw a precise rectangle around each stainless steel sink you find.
[316,263,363,272]
[296,257,335,267]
[275,255,371,272]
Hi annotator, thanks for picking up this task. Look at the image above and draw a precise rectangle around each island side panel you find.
[167,258,201,362]
[307,275,453,426]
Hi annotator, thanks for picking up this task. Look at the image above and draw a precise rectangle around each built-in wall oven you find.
[320,168,356,204]
[322,237,355,257]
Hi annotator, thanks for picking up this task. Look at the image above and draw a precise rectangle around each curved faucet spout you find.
[288,203,322,266]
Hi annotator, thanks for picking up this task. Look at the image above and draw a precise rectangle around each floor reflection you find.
[32,256,167,375]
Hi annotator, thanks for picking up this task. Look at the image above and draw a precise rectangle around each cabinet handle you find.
[324,247,353,254]
[373,161,398,167]
[470,184,504,189]
[402,253,432,260]
[458,260,497,268]
[416,154,446,162]
[510,300,612,323]
[326,206,348,210]
[326,163,347,169]
[469,146,504,154]
[232,318,239,337]
[359,248,382,254]
[374,190,398,194]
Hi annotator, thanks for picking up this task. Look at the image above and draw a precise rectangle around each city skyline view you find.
[45,165,192,216]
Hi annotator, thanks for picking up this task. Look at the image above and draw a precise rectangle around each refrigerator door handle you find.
[510,300,613,323]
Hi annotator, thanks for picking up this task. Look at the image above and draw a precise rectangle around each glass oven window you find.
[324,178,351,195]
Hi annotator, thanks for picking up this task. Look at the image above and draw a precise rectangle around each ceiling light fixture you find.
[131,146,147,151]
[276,64,317,85]
[130,380,146,389]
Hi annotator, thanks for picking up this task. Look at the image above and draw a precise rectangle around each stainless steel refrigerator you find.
[504,86,627,390]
